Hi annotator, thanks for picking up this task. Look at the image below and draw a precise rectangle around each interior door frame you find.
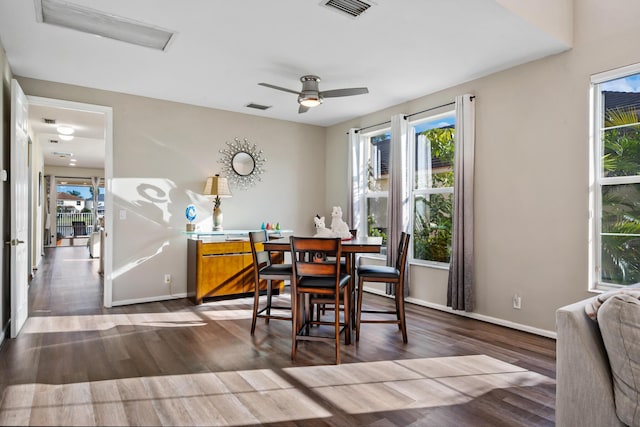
[27,96,114,307]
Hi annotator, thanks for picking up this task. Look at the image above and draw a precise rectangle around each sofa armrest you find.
[556,299,624,427]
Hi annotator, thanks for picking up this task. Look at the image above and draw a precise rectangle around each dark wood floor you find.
[0,246,556,426]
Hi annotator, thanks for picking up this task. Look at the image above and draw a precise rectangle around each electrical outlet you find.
[513,293,522,310]
[164,274,171,284]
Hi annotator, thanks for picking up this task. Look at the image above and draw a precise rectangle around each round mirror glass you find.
[232,152,255,176]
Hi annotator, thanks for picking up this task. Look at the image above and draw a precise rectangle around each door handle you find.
[5,239,25,246]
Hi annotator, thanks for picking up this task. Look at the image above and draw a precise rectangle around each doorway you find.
[50,176,104,248]
[27,96,113,308]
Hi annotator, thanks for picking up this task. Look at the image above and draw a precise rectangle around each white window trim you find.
[408,110,455,266]
[589,64,640,291]
[360,127,391,242]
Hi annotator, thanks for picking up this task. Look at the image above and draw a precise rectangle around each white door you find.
[10,79,29,337]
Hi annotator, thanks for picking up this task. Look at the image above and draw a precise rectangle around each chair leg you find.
[291,290,299,360]
[356,276,364,342]
[394,284,402,330]
[265,280,272,324]
[343,285,351,345]
[334,293,341,365]
[397,284,408,343]
[251,277,260,335]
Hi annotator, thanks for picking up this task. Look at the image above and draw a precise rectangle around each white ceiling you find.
[0,0,570,169]
[28,103,106,169]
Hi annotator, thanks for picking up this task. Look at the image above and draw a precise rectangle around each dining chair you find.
[289,236,351,364]
[249,230,293,335]
[356,232,410,343]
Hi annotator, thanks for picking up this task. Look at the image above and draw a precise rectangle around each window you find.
[410,112,456,264]
[591,65,640,288]
[362,129,390,252]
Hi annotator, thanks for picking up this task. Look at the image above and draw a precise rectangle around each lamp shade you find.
[203,175,232,197]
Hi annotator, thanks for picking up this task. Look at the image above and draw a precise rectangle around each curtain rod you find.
[349,97,474,134]
[404,100,455,119]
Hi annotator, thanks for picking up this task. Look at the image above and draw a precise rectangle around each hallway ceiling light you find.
[56,126,74,135]
[34,0,176,51]
[58,134,74,141]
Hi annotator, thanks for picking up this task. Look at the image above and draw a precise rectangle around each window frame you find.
[408,109,456,267]
[590,63,640,291]
[360,127,391,258]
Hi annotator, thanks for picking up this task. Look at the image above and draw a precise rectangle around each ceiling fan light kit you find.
[259,74,368,114]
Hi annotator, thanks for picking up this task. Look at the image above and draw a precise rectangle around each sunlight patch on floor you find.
[0,355,554,425]
[284,354,554,415]
[22,312,206,333]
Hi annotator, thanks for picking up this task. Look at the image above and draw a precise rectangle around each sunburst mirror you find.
[218,137,266,189]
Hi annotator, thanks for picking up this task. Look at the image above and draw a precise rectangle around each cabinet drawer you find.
[199,241,249,255]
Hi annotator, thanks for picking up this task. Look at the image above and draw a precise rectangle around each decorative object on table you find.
[203,174,232,231]
[330,206,352,239]
[313,215,334,237]
[218,137,266,190]
[185,204,197,232]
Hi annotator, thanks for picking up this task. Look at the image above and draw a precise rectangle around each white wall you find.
[18,77,327,305]
[326,0,640,334]
[29,131,44,271]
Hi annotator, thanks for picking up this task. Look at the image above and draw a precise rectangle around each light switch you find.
[119,209,127,220]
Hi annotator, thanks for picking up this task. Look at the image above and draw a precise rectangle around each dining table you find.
[263,235,383,327]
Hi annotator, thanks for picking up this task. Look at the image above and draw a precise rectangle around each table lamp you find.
[203,174,232,231]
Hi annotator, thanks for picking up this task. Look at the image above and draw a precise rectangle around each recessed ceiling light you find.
[34,0,176,51]
[58,134,74,141]
[69,158,77,163]
[57,126,74,135]
[53,151,73,158]
[69,163,76,167]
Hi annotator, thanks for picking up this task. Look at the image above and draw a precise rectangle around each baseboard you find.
[110,292,188,307]
[363,286,557,339]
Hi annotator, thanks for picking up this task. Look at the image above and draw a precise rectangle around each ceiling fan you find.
[258,75,369,114]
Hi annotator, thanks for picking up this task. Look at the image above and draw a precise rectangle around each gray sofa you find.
[556,296,626,427]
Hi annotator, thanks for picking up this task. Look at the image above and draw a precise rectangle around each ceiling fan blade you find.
[320,87,369,98]
[298,105,310,114]
[258,82,300,95]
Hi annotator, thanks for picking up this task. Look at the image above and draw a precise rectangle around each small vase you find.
[213,207,223,231]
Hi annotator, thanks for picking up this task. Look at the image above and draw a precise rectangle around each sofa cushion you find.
[585,285,640,321]
[598,292,640,426]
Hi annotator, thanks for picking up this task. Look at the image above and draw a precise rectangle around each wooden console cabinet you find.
[187,238,282,305]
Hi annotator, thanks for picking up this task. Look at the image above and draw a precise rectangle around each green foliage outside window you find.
[367,214,387,244]
[600,106,640,285]
[413,127,455,263]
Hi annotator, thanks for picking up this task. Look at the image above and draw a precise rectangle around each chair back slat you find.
[290,236,342,280]
[250,230,270,269]
[396,232,410,272]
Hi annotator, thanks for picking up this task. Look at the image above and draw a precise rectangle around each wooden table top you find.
[264,235,383,254]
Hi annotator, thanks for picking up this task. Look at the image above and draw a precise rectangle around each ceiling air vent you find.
[34,0,176,51]
[246,103,271,111]
[43,118,56,124]
[49,139,59,144]
[321,0,372,18]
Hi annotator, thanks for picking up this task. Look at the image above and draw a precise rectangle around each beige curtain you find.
[386,114,410,296]
[447,94,476,311]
